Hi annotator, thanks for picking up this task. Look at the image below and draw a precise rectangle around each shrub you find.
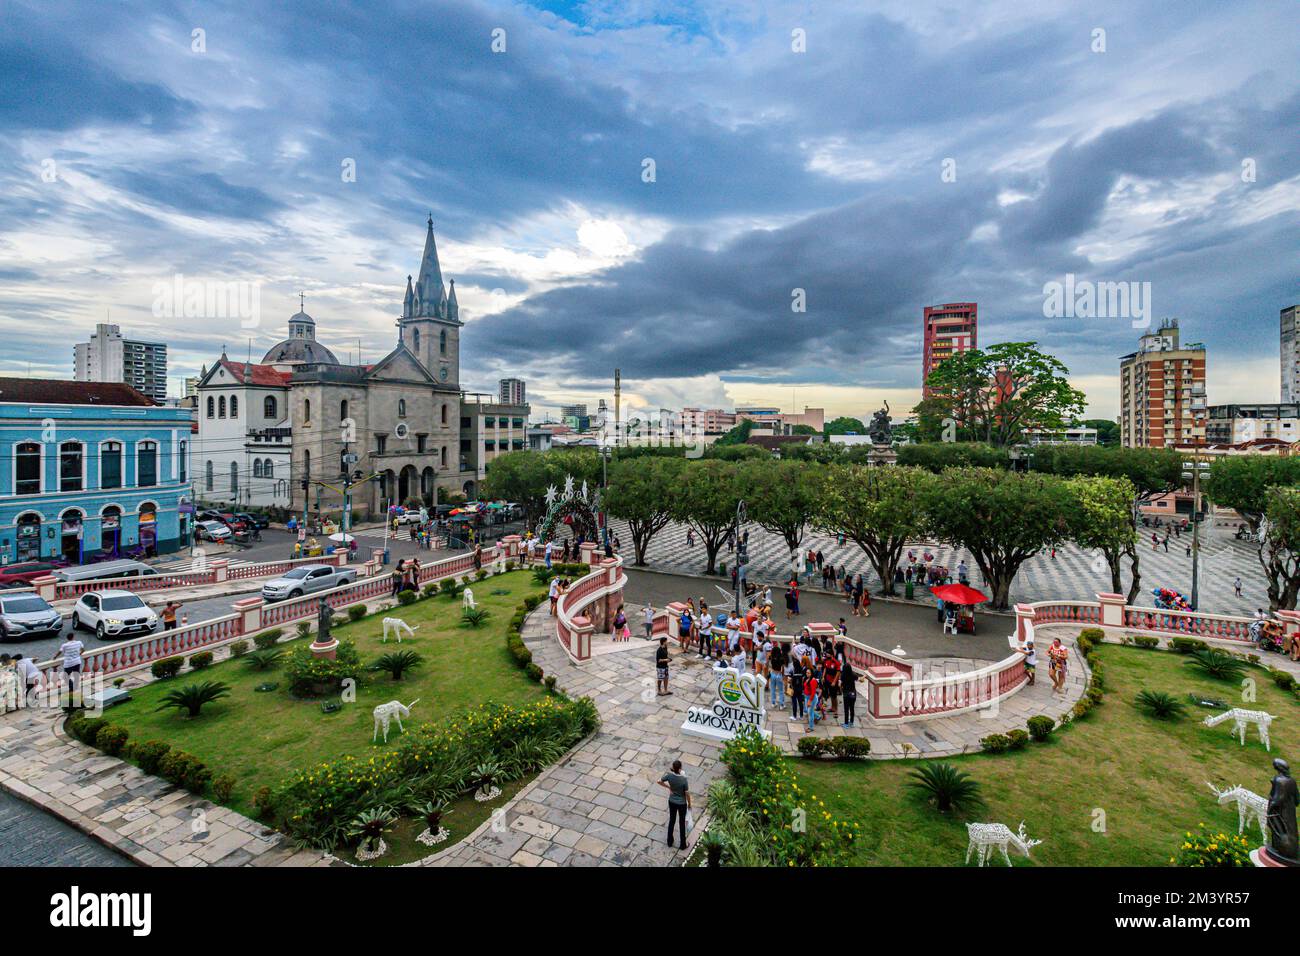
[1006,729,1029,750]
[372,650,423,681]
[154,681,232,718]
[189,651,214,671]
[1170,637,1209,654]
[475,570,488,582]
[461,608,489,628]
[274,697,599,850]
[68,715,107,745]
[1132,635,1160,650]
[295,622,312,639]
[96,725,129,756]
[212,774,236,803]
[1026,715,1055,741]
[347,604,367,623]
[253,786,274,819]
[229,640,250,658]
[907,761,984,814]
[243,648,284,671]
[1135,689,1185,720]
[132,740,172,774]
[1071,699,1093,721]
[544,675,557,692]
[508,639,532,667]
[505,560,516,572]
[979,733,1010,754]
[1271,669,1297,691]
[159,750,211,793]
[397,589,417,606]
[828,736,870,760]
[523,595,542,611]
[253,628,283,650]
[525,662,544,682]
[1185,649,1246,681]
[422,583,439,598]
[439,578,460,598]
[1174,824,1253,867]
[286,640,362,697]
[151,656,184,680]
[797,737,829,758]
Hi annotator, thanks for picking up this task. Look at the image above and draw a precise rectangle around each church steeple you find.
[415,213,446,315]
[403,274,415,318]
[447,278,458,320]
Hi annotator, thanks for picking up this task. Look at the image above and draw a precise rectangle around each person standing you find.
[769,643,787,710]
[544,539,554,568]
[1048,638,1069,694]
[803,669,820,731]
[612,604,629,641]
[1020,637,1037,686]
[698,609,714,659]
[548,576,560,616]
[58,633,85,693]
[643,601,656,640]
[841,660,857,728]
[655,638,672,696]
[957,560,969,585]
[1234,577,1243,599]
[658,760,692,849]
[789,654,805,720]
[161,600,182,631]
[13,654,42,707]
[473,544,483,571]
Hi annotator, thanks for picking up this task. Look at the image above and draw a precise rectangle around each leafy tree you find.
[713,419,755,446]
[671,459,742,575]
[823,416,866,436]
[913,342,1087,446]
[895,442,1010,472]
[604,457,684,565]
[1258,486,1300,610]
[790,424,819,435]
[1083,419,1120,446]
[1067,475,1138,596]
[814,465,934,595]
[706,443,769,461]
[922,468,1074,609]
[742,459,823,553]
[1205,456,1300,532]
[481,449,602,523]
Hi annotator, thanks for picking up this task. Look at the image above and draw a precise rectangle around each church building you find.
[193,217,529,520]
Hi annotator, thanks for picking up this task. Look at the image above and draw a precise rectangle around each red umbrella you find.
[929,583,989,605]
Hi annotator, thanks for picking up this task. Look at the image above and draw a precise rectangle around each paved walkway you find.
[0,790,132,867]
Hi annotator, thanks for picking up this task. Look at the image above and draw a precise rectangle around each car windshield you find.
[282,568,312,579]
[1,597,51,613]
[101,595,146,611]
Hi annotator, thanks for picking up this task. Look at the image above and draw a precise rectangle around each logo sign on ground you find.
[681,667,770,742]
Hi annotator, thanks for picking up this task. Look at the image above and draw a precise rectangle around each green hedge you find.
[285,640,362,697]
[796,735,871,760]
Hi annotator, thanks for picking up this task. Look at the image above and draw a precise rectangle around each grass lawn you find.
[105,571,547,828]
[794,644,1299,866]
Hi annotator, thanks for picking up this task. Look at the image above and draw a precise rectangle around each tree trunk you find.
[1106,550,1123,595]
[1124,544,1142,606]
[631,524,649,566]
[703,538,722,576]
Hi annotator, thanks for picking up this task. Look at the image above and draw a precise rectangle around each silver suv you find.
[0,593,63,641]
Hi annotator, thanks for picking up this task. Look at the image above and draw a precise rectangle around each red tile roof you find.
[0,378,156,406]
[219,360,292,387]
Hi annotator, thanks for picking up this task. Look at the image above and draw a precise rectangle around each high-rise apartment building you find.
[1119,319,1207,448]
[499,377,526,405]
[73,323,168,403]
[1281,305,1298,404]
[922,303,977,396]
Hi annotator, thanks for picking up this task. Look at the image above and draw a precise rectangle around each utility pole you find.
[733,500,747,620]
[1182,448,1212,611]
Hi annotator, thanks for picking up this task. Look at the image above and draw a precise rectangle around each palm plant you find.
[411,799,449,834]
[243,649,284,671]
[473,759,503,796]
[371,650,423,680]
[1135,689,1185,720]
[698,829,727,867]
[346,807,396,857]
[1185,649,1246,681]
[154,681,231,718]
[461,608,490,628]
[906,761,984,814]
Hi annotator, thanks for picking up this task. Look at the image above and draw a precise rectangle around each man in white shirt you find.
[725,614,741,653]
[548,577,560,616]
[642,602,655,640]
[59,636,85,691]
[698,612,714,659]
[730,647,746,674]
[544,540,554,568]
[13,654,42,705]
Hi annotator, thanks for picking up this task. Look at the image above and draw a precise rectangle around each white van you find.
[55,560,159,584]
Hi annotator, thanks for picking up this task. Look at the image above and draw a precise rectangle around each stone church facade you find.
[194,217,527,520]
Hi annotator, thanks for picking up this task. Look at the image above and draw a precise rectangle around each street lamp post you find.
[733,500,747,620]
[1181,453,1213,611]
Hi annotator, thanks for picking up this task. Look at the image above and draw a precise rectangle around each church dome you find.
[261,307,339,365]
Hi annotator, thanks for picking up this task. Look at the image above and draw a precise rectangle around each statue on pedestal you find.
[1265,758,1299,865]
[866,401,893,445]
[317,598,333,643]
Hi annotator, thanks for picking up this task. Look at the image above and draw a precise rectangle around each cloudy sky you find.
[1,0,1296,422]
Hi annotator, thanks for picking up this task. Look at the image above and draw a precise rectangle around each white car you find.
[71,590,159,640]
[261,564,357,601]
[195,520,231,542]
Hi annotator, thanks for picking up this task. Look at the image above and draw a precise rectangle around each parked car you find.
[196,509,228,524]
[0,593,63,640]
[70,590,159,640]
[234,512,270,529]
[0,560,69,588]
[195,520,232,543]
[261,563,358,601]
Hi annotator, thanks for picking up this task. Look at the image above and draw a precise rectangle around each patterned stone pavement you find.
[607,518,1267,617]
[0,790,132,867]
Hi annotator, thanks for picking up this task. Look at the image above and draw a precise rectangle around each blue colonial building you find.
[0,379,193,564]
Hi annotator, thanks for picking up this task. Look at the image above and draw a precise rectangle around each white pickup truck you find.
[261,563,358,601]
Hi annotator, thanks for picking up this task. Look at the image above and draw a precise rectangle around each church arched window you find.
[218,396,226,417]
[439,330,446,355]
[413,328,420,353]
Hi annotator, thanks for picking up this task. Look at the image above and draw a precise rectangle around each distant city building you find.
[1206,404,1299,445]
[499,377,526,405]
[527,425,554,452]
[73,323,168,403]
[183,375,200,398]
[461,395,530,478]
[680,407,736,434]
[0,378,192,563]
[1023,427,1099,446]
[560,403,588,419]
[1282,305,1299,404]
[922,303,978,397]
[1119,319,1207,449]
[735,405,825,432]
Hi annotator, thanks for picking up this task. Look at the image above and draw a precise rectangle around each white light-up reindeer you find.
[462,588,476,611]
[965,821,1042,867]
[1206,781,1268,841]
[382,617,418,643]
[1202,708,1275,751]
[372,699,418,742]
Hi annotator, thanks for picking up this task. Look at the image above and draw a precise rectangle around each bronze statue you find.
[867,401,893,445]
[316,597,333,643]
[1266,757,1299,865]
